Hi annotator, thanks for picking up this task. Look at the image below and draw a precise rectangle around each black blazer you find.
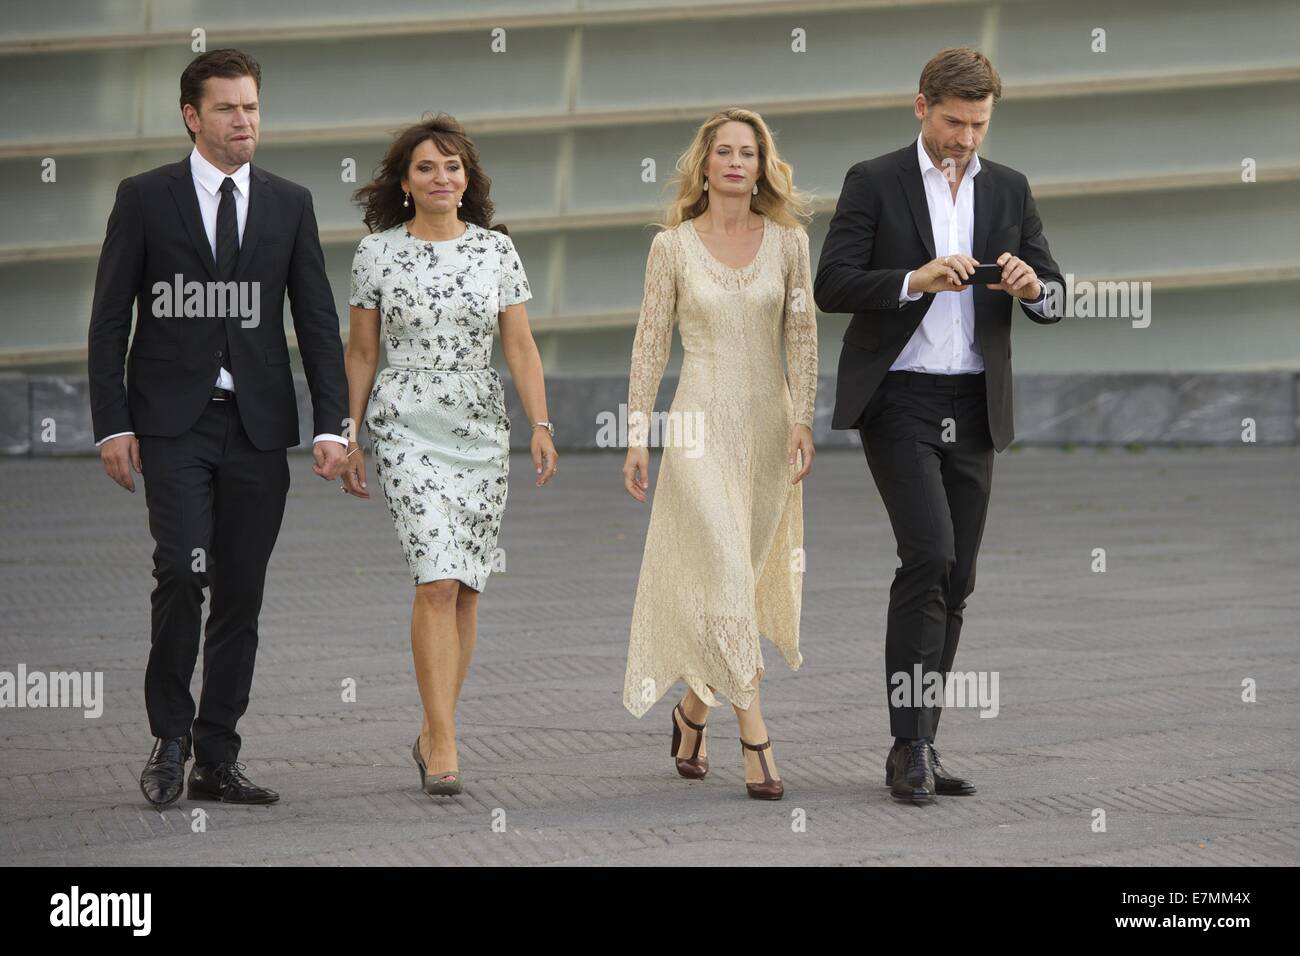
[88,157,348,450]
[813,141,1063,452]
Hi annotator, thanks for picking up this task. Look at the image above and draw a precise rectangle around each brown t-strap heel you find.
[740,737,784,800]
[671,702,709,779]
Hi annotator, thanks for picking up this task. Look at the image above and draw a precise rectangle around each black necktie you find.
[215,177,238,381]
[216,176,239,281]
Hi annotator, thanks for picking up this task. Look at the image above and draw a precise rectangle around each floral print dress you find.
[349,221,532,591]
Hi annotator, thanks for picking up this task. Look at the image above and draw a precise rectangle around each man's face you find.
[915,94,992,177]
[185,74,259,169]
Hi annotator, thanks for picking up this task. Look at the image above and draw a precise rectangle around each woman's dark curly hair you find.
[352,113,507,236]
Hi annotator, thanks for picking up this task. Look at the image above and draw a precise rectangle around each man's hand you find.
[313,440,348,480]
[988,251,1040,300]
[907,255,979,295]
[100,434,142,492]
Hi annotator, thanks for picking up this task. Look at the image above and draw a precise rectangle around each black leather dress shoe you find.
[187,761,280,805]
[885,740,905,786]
[889,739,935,805]
[140,733,192,809]
[887,741,976,795]
[928,744,976,795]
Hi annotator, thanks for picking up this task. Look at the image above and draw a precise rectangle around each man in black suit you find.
[88,49,350,809]
[814,48,1063,805]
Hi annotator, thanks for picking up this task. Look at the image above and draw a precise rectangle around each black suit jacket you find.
[813,141,1063,452]
[88,157,348,450]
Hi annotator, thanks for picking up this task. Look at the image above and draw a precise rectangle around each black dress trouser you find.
[857,370,995,741]
[138,395,290,766]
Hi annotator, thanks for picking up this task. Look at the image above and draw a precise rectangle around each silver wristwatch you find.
[532,420,555,438]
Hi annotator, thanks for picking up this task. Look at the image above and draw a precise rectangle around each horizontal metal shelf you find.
[3,165,1296,266]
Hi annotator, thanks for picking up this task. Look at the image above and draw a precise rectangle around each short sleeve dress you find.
[349,221,532,591]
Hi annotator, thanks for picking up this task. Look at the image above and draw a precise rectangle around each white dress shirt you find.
[191,144,248,393]
[97,146,346,447]
[894,134,1046,374]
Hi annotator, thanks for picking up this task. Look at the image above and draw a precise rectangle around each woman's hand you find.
[532,427,558,487]
[623,446,650,502]
[340,443,369,499]
[789,424,814,484]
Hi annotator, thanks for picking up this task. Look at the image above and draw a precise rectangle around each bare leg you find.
[674,686,712,760]
[412,579,461,774]
[422,584,479,735]
[733,676,780,783]
[453,584,479,697]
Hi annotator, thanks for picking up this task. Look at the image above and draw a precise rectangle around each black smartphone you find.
[960,263,1004,285]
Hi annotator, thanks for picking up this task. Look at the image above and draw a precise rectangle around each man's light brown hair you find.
[918,47,1002,106]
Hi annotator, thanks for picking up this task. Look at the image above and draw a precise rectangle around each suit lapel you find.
[897,144,936,260]
[167,158,217,281]
[972,163,992,263]
[970,161,996,359]
[235,165,269,278]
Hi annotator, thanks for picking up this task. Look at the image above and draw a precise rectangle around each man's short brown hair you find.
[918,47,1002,106]
[179,48,262,143]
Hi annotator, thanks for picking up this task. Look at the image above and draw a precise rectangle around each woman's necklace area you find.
[405,218,468,242]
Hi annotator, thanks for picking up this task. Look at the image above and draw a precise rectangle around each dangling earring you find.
[702,179,709,192]
[752,183,759,195]
[457,197,463,208]
[402,191,410,208]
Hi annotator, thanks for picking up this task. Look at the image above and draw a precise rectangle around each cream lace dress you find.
[622,216,818,718]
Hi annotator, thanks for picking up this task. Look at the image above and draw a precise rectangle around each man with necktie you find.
[88,48,349,808]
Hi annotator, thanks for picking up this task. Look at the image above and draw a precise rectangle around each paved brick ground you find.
[1,446,1297,866]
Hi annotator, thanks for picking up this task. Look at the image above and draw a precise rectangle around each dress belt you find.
[387,363,492,372]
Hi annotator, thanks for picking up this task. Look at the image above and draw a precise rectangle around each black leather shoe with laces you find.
[140,733,192,809]
[886,740,976,796]
[885,739,905,786]
[889,739,935,805]
[928,744,976,795]
[187,761,280,805]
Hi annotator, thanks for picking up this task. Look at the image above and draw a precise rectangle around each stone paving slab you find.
[0,447,1297,866]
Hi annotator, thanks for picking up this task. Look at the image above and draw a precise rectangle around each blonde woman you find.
[621,109,818,800]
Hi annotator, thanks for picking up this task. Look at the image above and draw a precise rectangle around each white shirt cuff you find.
[96,431,135,446]
[313,433,348,446]
[1021,289,1049,315]
[900,271,923,304]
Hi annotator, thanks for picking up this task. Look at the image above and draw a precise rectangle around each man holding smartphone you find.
[814,47,1064,804]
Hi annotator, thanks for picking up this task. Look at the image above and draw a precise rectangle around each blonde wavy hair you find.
[655,108,813,231]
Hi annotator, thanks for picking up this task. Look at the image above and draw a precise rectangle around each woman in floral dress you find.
[341,114,558,795]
